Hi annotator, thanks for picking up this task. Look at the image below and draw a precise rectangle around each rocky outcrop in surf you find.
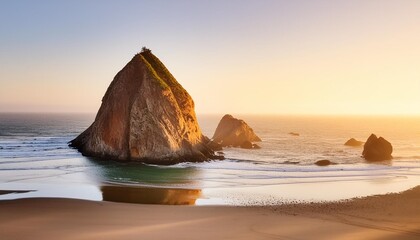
[314,159,336,166]
[211,114,261,149]
[362,134,393,161]
[344,138,364,147]
[70,48,221,164]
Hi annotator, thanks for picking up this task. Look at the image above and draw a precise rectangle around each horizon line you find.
[1,111,420,118]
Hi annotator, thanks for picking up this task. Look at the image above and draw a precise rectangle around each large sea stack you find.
[70,48,218,164]
[362,134,393,161]
[212,114,261,148]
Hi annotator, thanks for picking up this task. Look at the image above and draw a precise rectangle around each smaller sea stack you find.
[344,138,364,147]
[211,114,261,148]
[362,134,393,161]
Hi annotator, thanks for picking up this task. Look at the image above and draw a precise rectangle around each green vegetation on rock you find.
[137,54,169,90]
[139,49,188,98]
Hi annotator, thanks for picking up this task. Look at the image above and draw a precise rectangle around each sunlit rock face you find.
[362,134,393,161]
[70,49,217,164]
[211,114,261,148]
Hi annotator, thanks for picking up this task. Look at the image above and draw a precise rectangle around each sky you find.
[0,0,419,115]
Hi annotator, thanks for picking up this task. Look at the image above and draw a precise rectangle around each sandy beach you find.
[2,1,420,239]
[1,186,419,240]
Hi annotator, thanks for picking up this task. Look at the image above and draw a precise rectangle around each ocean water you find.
[0,113,420,205]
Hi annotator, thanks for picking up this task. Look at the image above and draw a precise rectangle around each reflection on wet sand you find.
[101,185,202,205]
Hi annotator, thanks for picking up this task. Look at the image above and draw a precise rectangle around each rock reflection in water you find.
[86,157,201,186]
[101,185,202,205]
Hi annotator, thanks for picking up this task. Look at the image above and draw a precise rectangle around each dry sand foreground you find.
[1,186,420,240]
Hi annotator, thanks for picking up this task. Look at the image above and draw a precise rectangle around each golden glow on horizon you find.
[0,1,419,115]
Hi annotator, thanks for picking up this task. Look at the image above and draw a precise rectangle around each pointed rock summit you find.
[70,48,219,164]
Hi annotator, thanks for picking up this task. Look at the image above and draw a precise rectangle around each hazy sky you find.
[1,0,419,115]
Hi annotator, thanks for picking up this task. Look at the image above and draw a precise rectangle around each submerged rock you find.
[314,160,335,166]
[362,134,393,161]
[212,114,261,148]
[70,48,220,164]
[283,160,300,165]
[344,138,364,147]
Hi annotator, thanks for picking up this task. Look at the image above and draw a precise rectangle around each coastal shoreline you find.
[1,186,419,239]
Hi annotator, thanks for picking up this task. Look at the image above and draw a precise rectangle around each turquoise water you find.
[0,113,420,205]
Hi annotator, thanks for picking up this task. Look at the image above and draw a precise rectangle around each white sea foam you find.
[1,113,420,204]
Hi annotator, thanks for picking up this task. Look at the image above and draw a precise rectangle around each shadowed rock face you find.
[212,114,261,147]
[362,134,393,161]
[70,49,218,164]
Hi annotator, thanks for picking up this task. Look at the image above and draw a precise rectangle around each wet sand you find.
[0,186,419,240]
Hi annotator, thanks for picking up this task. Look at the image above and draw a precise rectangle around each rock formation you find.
[344,138,364,147]
[240,140,253,149]
[211,114,261,148]
[314,159,336,166]
[207,141,223,151]
[70,48,220,164]
[362,134,393,161]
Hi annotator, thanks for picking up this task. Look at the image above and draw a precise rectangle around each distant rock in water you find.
[283,160,300,165]
[288,132,300,136]
[314,160,335,166]
[344,138,364,147]
[211,114,261,148]
[362,134,393,161]
[70,48,220,164]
